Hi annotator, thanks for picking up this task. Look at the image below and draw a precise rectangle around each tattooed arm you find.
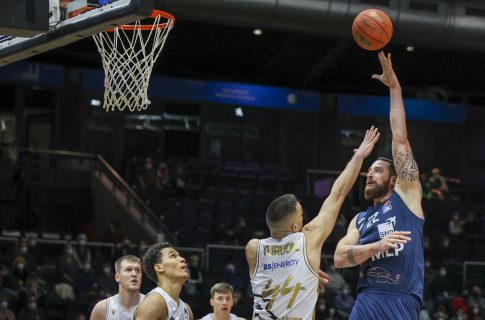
[373,51,424,218]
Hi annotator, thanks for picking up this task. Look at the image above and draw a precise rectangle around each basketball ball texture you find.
[352,9,393,51]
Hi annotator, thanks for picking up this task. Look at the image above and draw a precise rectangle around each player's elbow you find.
[333,251,347,269]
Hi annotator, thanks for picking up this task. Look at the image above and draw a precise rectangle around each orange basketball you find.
[352,9,393,51]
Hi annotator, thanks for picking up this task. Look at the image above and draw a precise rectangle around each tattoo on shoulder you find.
[392,149,419,181]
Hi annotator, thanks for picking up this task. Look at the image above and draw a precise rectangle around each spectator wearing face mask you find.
[58,243,81,285]
[0,293,15,320]
[468,286,485,312]
[11,257,29,290]
[75,234,92,264]
[450,307,468,320]
[16,295,44,320]
[315,298,331,319]
[430,266,453,302]
[74,260,96,297]
[16,241,36,270]
[334,285,355,320]
[325,264,347,294]
[96,263,117,296]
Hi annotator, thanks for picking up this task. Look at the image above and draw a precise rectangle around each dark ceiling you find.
[24,18,485,104]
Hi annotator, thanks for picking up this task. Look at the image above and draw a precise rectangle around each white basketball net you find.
[93,13,174,112]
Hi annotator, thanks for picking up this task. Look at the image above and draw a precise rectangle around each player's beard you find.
[364,177,391,200]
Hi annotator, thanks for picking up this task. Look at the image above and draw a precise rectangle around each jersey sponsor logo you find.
[263,259,299,271]
[371,242,404,261]
[263,241,300,256]
[377,216,396,239]
[383,200,392,213]
[184,307,189,319]
[366,266,401,285]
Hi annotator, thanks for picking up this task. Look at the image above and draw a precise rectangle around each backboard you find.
[0,0,154,67]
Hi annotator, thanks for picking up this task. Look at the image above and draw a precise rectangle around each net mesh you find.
[92,13,174,112]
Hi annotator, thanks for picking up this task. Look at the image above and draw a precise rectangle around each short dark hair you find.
[114,255,141,273]
[142,243,172,284]
[377,157,397,177]
[210,282,234,298]
[266,194,298,227]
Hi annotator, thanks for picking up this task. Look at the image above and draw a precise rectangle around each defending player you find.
[246,126,380,319]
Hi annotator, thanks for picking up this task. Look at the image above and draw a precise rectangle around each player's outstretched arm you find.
[134,294,167,320]
[90,299,106,320]
[334,216,412,268]
[304,126,380,251]
[373,51,423,218]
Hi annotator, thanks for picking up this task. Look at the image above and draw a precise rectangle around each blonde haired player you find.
[200,283,245,320]
[90,255,144,320]
[246,126,380,319]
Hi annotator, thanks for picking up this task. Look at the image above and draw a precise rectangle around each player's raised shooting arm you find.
[334,216,412,268]
[372,52,423,217]
[304,127,379,250]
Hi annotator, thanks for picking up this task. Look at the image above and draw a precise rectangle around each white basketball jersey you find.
[251,232,319,320]
[148,287,190,320]
[105,293,145,320]
[200,313,238,320]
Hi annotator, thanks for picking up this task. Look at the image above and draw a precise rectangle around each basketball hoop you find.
[93,10,175,112]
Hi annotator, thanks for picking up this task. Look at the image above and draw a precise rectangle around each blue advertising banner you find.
[338,94,467,123]
[0,61,63,87]
[83,68,320,111]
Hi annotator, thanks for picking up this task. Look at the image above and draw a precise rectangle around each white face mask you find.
[28,302,36,310]
[0,301,8,309]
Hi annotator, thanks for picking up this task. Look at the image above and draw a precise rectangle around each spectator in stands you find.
[11,256,29,290]
[58,243,81,285]
[315,298,331,320]
[334,285,355,319]
[433,304,450,320]
[26,236,42,265]
[187,254,203,287]
[449,211,465,239]
[137,240,148,258]
[451,291,470,319]
[420,173,434,200]
[173,164,187,198]
[96,262,117,296]
[155,161,171,193]
[450,306,467,320]
[325,264,347,294]
[136,156,157,199]
[102,220,124,244]
[463,211,480,242]
[222,263,244,304]
[0,293,15,320]
[200,283,246,320]
[16,242,36,270]
[233,217,254,245]
[75,233,91,264]
[430,266,453,301]
[73,260,96,296]
[468,286,485,311]
[16,295,44,320]
[0,264,18,307]
[115,238,137,258]
[434,237,451,263]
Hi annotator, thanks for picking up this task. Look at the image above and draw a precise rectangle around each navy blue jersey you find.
[355,190,424,303]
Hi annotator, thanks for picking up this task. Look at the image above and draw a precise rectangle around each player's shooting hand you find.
[372,51,399,89]
[318,269,333,289]
[376,231,411,252]
[354,126,380,159]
